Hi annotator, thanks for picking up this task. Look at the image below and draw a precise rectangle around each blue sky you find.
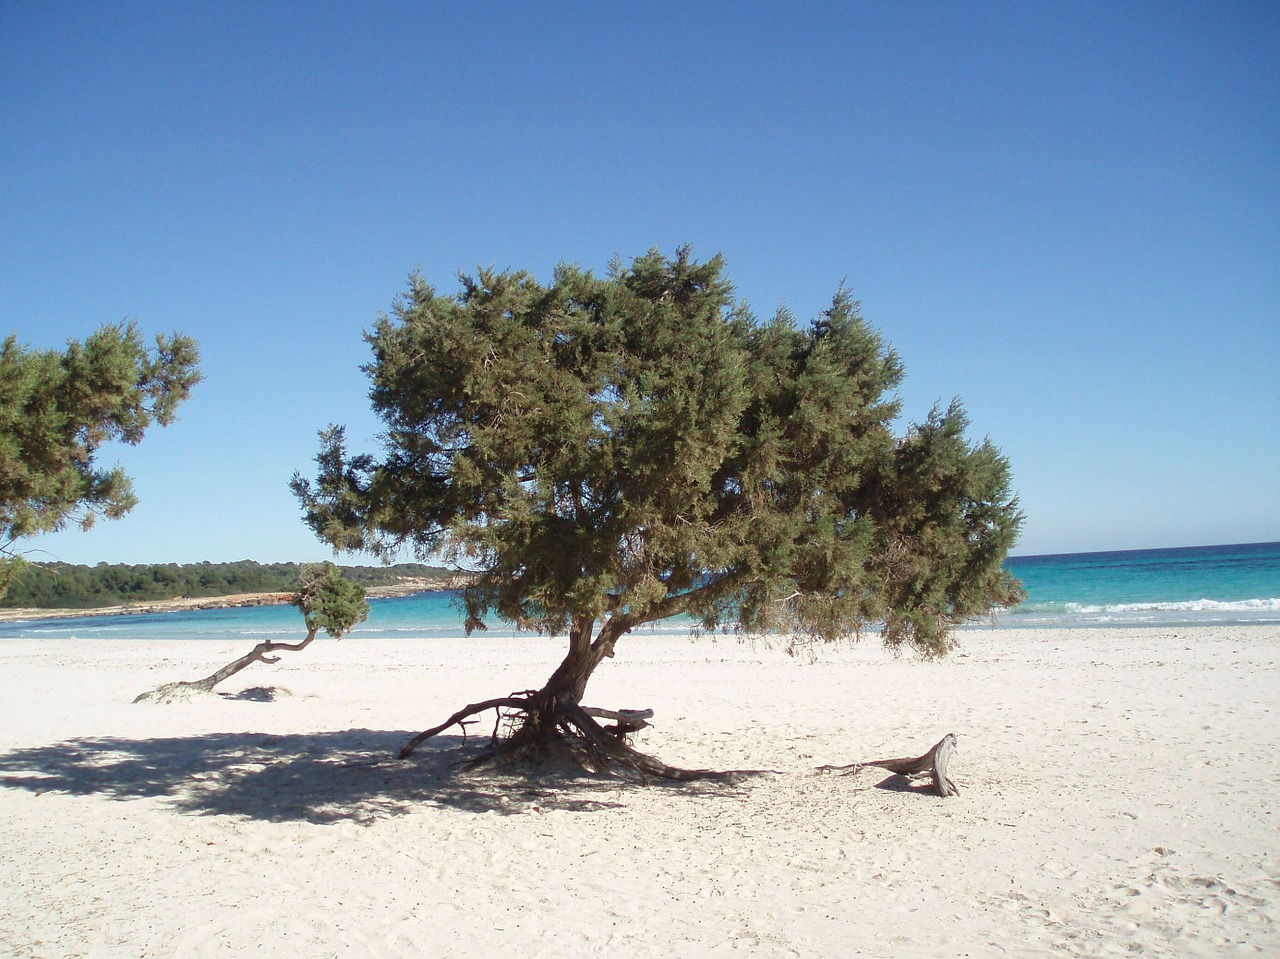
[3,1,1277,565]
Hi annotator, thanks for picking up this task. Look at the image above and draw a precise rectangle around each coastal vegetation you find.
[293,248,1024,778]
[0,322,201,598]
[0,559,453,610]
[134,562,369,703]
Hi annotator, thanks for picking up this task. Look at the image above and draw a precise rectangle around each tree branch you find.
[631,570,744,627]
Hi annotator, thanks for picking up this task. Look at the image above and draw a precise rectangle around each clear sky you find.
[3,1,1277,565]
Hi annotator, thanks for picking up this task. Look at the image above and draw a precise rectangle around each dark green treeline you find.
[2,560,453,609]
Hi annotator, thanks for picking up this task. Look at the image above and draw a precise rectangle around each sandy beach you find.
[1,625,1276,958]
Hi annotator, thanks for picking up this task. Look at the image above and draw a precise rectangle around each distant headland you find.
[0,560,469,622]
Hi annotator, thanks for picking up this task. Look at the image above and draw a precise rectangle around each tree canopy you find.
[292,248,1024,774]
[0,321,201,549]
[296,248,1021,650]
[290,561,371,640]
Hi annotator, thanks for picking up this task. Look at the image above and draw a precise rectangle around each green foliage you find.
[293,248,1024,657]
[0,321,201,551]
[0,554,25,600]
[0,560,451,609]
[291,562,370,638]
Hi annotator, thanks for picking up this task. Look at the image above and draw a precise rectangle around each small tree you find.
[292,249,1024,777]
[0,321,201,596]
[134,563,369,703]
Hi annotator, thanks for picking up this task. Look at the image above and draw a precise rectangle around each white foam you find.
[1105,597,1280,613]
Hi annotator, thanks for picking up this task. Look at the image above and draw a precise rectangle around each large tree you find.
[292,248,1024,777]
[0,322,201,596]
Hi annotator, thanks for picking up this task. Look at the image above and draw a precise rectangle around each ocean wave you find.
[989,595,1280,628]
[1065,598,1280,614]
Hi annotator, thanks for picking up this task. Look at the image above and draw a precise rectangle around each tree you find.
[292,248,1024,778]
[134,563,370,703]
[0,321,201,596]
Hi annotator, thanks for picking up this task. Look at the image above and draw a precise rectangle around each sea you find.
[2,542,1278,642]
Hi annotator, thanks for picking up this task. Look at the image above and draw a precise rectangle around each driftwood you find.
[580,706,653,739]
[817,733,960,797]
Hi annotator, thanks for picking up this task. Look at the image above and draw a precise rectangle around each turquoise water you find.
[0,591,478,643]
[1001,541,1280,627]
[3,542,1278,640]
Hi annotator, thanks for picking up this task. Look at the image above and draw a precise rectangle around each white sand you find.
[0,626,1276,958]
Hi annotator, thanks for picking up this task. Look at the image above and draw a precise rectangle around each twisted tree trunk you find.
[398,614,727,781]
[133,629,319,703]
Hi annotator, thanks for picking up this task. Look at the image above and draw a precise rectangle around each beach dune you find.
[0,626,1276,957]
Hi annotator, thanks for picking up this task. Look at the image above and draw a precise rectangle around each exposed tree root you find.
[397,696,533,758]
[817,733,960,797]
[398,693,736,783]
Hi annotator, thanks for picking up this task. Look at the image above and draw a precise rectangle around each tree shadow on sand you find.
[871,773,948,796]
[0,726,757,824]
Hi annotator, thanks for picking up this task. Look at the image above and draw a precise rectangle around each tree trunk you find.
[133,629,318,703]
[537,616,617,701]
[396,612,738,781]
[509,615,616,750]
